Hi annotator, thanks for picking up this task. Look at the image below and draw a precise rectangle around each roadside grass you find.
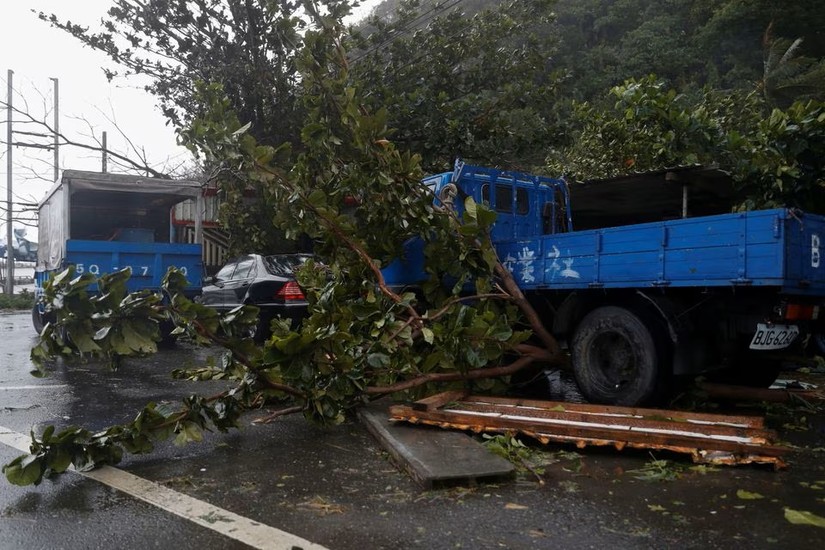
[0,289,35,310]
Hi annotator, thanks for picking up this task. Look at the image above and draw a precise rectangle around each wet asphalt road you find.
[2,309,825,549]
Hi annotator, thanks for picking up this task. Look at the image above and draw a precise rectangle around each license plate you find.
[749,323,799,350]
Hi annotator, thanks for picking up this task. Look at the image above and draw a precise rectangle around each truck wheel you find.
[572,306,666,406]
[158,320,179,348]
[32,304,46,334]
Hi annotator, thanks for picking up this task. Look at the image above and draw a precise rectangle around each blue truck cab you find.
[385,162,825,406]
[33,170,205,333]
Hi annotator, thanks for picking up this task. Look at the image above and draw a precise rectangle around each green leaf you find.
[232,121,252,136]
[3,456,44,486]
[421,327,434,344]
[736,490,765,500]
[122,321,157,353]
[174,423,204,446]
[49,447,73,473]
[784,508,825,528]
[464,197,478,221]
[367,353,390,368]
[307,189,327,207]
[476,205,497,228]
[68,329,102,353]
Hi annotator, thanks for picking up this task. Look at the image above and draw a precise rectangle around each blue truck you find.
[33,170,205,334]
[383,162,825,406]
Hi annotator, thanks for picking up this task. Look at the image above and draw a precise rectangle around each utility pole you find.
[5,69,13,295]
[50,77,59,182]
[102,131,107,173]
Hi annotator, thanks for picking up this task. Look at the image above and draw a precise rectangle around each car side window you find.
[215,261,237,282]
[231,257,256,280]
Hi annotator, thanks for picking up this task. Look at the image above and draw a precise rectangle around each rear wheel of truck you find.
[572,306,666,406]
[158,320,179,348]
[31,304,46,335]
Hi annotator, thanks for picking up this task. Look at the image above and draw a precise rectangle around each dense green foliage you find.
[0,290,35,310]
[40,0,825,226]
[358,0,825,190]
[349,0,561,171]
[6,267,260,485]
[366,0,825,105]
[39,0,335,148]
[547,76,825,212]
[550,0,825,103]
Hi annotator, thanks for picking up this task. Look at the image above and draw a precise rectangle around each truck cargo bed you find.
[62,239,202,293]
[497,208,825,295]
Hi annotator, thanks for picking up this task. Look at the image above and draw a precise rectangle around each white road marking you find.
[0,427,31,451]
[0,425,327,550]
[0,385,68,391]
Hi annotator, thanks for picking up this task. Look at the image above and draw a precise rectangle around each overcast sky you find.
[0,0,379,240]
[0,0,187,239]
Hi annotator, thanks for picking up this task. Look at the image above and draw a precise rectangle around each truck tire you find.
[571,306,666,406]
[158,320,179,348]
[32,304,46,335]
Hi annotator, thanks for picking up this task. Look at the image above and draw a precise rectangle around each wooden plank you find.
[359,401,514,488]
[390,405,787,461]
[410,390,469,412]
[450,399,777,443]
[388,392,789,468]
[470,394,765,428]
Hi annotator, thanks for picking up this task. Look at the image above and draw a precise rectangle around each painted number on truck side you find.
[813,234,821,268]
[75,264,100,275]
[110,266,188,277]
[113,266,150,276]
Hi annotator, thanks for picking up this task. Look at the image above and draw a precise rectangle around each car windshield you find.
[263,254,314,276]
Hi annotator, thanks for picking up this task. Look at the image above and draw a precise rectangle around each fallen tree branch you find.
[494,261,561,359]
[252,405,304,424]
[697,381,823,403]
[365,355,535,395]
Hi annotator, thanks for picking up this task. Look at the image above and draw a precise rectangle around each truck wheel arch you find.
[551,291,677,343]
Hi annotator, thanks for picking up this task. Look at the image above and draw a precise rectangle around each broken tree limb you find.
[366,355,536,395]
[697,382,822,403]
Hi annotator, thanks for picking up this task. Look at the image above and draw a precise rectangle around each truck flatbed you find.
[498,208,825,295]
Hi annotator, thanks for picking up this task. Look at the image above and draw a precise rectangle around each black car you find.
[200,253,314,341]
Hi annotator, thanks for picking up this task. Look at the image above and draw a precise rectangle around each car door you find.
[201,259,238,310]
[222,255,257,310]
